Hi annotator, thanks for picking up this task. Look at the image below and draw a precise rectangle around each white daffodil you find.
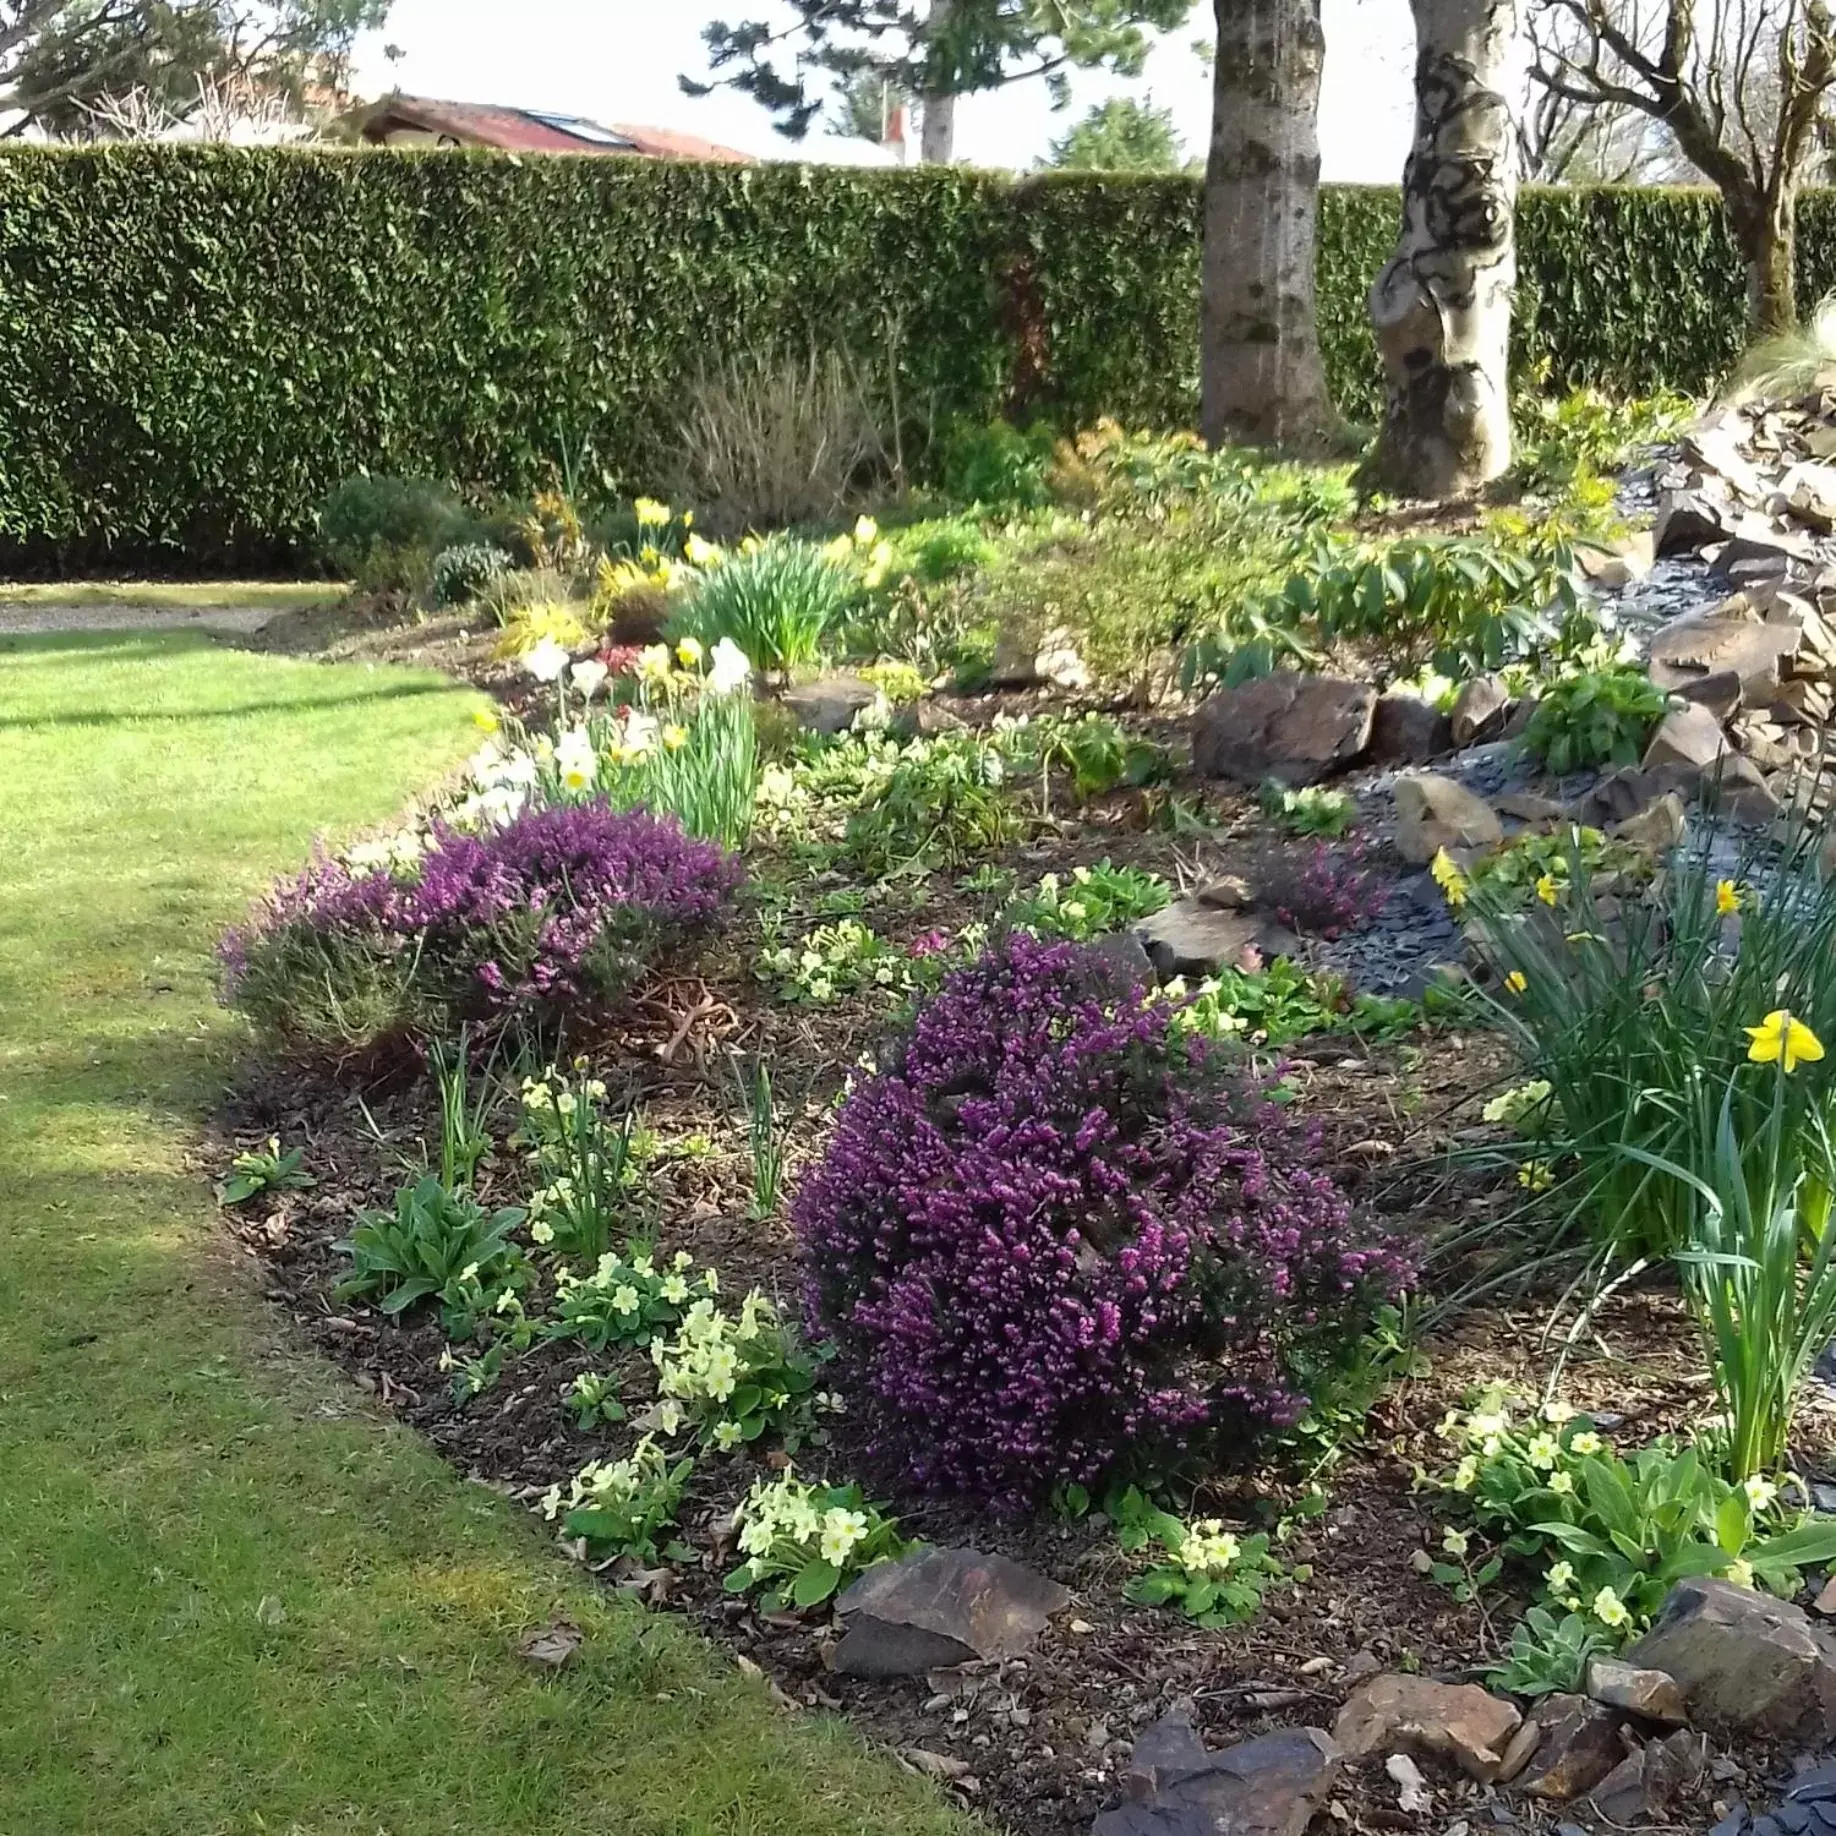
[554,727,598,793]
[571,657,609,700]
[706,637,753,696]
[520,636,571,683]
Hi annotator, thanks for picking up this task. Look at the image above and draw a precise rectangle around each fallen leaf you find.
[1386,1752,1432,1815]
[900,1748,973,1781]
[254,1595,286,1627]
[516,1619,582,1669]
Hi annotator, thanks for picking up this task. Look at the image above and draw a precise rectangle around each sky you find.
[350,0,1417,184]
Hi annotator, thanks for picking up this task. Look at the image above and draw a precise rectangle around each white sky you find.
[351,0,1416,183]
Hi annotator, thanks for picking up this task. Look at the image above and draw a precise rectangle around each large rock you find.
[1584,1657,1688,1725]
[1369,693,1453,765]
[1133,901,1299,981]
[1332,1674,1522,1783]
[1092,1713,1340,1836]
[1675,668,1745,720]
[1623,1576,1836,1743]
[1655,491,1737,555]
[783,674,880,735]
[1584,1729,1707,1823]
[1450,674,1511,747]
[832,1548,1069,1678]
[1576,530,1656,589]
[1516,1693,1628,1801]
[1647,599,1803,697]
[1191,672,1376,788]
[1644,703,1731,774]
[1393,774,1504,864]
[1712,528,1818,589]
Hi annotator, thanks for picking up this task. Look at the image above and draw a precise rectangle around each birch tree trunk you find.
[919,0,957,162]
[1371,0,1526,497]
[1201,0,1337,450]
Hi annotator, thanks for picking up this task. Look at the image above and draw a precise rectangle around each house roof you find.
[357,94,755,163]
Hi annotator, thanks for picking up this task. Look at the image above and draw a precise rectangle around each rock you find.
[1133,901,1299,980]
[1735,716,1798,772]
[989,623,1041,688]
[1686,425,1770,501]
[1647,599,1803,697]
[1676,669,1746,720]
[1370,693,1454,765]
[1612,791,1687,852]
[1191,672,1376,788]
[1195,875,1255,911]
[1393,774,1504,864]
[1450,675,1512,747]
[1703,751,1783,822]
[1495,790,1569,826]
[1087,930,1156,991]
[1332,1674,1523,1783]
[1584,1730,1707,1823]
[1091,1712,1341,1836]
[782,674,881,735]
[1517,1694,1627,1801]
[1783,460,1836,532]
[1584,1658,1689,1725]
[833,1548,1069,1678]
[1655,491,1737,555]
[1623,1576,1836,1743]
[891,699,967,740]
[1035,624,1091,692]
[1644,703,1731,774]
[1713,530,1817,590]
[1576,530,1656,589]
[1767,676,1834,725]
[1572,765,1683,828]
[1495,1720,1544,1786]
[1816,1573,1836,1616]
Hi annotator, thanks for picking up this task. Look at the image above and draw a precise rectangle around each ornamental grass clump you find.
[795,934,1411,1513]
[222,803,741,1053]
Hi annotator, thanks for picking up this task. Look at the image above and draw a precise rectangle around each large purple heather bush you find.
[221,803,741,1051]
[795,934,1411,1512]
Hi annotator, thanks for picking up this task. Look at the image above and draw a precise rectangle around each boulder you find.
[832,1548,1069,1678]
[1495,790,1570,826]
[1393,774,1504,864]
[1450,674,1512,747]
[1647,599,1803,697]
[1133,901,1299,981]
[1515,1693,1627,1801]
[1686,424,1769,502]
[1623,1576,1836,1743]
[1675,669,1745,720]
[1584,1657,1688,1725]
[1035,624,1092,693]
[1714,531,1816,591]
[782,674,881,735]
[1191,672,1376,788]
[1644,704,1731,774]
[1332,1674,1522,1783]
[1612,791,1688,853]
[1091,1713,1341,1836]
[1584,1730,1707,1823]
[1655,491,1737,555]
[1576,530,1656,589]
[1369,693,1453,765]
[1087,930,1156,991]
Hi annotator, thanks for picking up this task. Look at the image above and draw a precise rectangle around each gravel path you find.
[0,601,286,636]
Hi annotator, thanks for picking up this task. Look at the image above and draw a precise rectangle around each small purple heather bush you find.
[221,802,741,1052]
[1266,840,1390,941]
[795,933,1411,1513]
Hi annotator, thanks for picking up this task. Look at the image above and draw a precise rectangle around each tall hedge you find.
[1,147,1832,570]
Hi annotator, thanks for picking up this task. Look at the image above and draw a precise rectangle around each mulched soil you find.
[206,671,1834,1834]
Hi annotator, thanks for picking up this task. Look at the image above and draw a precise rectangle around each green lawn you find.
[0,630,972,1836]
[0,578,344,610]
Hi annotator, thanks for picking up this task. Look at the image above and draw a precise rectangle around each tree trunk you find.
[1371,0,1526,497]
[1730,194,1799,334]
[1200,0,1338,450]
[919,0,957,162]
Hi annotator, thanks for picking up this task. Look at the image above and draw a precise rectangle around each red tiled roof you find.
[358,94,755,163]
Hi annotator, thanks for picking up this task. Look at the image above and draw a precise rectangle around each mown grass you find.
[0,629,972,1836]
[0,579,344,610]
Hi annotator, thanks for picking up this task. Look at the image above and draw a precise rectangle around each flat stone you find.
[1518,1693,1628,1801]
[1195,875,1254,910]
[1394,774,1504,864]
[1333,1674,1522,1783]
[1450,675,1512,747]
[1369,693,1453,765]
[1686,425,1770,501]
[1191,672,1376,788]
[1583,1729,1707,1822]
[1645,703,1731,774]
[1495,1719,1544,1785]
[1624,1576,1836,1743]
[833,1547,1069,1678]
[1676,669,1745,720]
[1648,600,1803,696]
[1035,624,1091,692]
[1656,491,1737,555]
[1091,1713,1341,1836]
[1087,931,1155,991]
[1133,901,1299,980]
[1584,1657,1689,1725]
[1576,530,1655,589]
[783,674,879,735]
[1612,790,1687,852]
[1495,790,1569,826]
[1711,526,1820,588]
[1767,677,1835,724]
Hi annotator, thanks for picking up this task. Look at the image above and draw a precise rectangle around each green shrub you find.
[1512,384,1692,497]
[317,474,476,585]
[670,539,854,678]
[936,418,1056,510]
[431,541,515,608]
[1520,668,1670,774]
[336,1174,526,1318]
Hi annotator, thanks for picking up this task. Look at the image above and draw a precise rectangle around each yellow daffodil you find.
[472,707,500,733]
[633,497,671,528]
[1430,848,1469,912]
[683,532,722,569]
[1505,970,1527,995]
[662,723,689,751]
[637,643,673,685]
[1746,1009,1825,1073]
[821,532,855,567]
[1716,879,1742,917]
[1535,872,1560,907]
[676,636,704,668]
[853,514,880,547]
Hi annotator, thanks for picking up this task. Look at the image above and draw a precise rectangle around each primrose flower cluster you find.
[549,1245,702,1351]
[796,933,1412,1512]
[649,1289,831,1451]
[540,1433,694,1562]
[221,802,741,1047]
[726,1469,907,1607]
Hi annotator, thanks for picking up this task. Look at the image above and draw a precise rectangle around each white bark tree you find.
[1371,0,1528,498]
[1202,0,1338,448]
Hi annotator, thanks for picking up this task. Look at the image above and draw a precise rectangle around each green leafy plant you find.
[1002,861,1171,942]
[317,474,480,587]
[1111,1488,1293,1629]
[518,1066,644,1263]
[1264,782,1357,838]
[1160,960,1422,1049]
[1488,1604,1615,1697]
[563,1368,628,1431]
[936,417,1055,511]
[839,732,1027,876]
[597,672,760,852]
[549,1245,708,1352]
[737,1059,785,1220]
[669,537,854,677]
[1001,711,1172,812]
[754,918,920,1005]
[335,1174,525,1318]
[430,541,515,608]
[542,1435,695,1563]
[652,1291,830,1452]
[428,1032,498,1192]
[1520,668,1670,775]
[219,1136,314,1206]
[725,1468,908,1610]
[1512,385,1690,497]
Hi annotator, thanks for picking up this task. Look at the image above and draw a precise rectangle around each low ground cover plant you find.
[221,803,742,1052]
[337,1173,526,1320]
[1519,666,1670,774]
[796,933,1411,1512]
[726,1469,908,1610]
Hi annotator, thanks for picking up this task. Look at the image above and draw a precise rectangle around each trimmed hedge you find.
[0,147,1827,569]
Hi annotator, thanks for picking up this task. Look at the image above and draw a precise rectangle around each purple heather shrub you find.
[795,933,1411,1512]
[1266,839,1389,941]
[221,802,741,1050]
